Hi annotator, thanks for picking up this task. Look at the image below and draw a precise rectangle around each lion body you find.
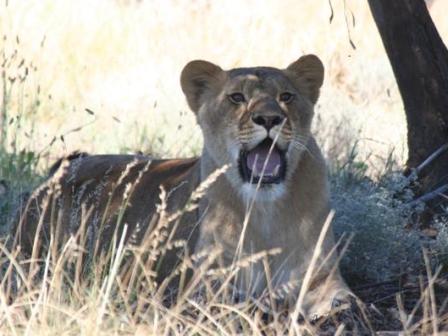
[14,155,201,283]
[14,55,350,315]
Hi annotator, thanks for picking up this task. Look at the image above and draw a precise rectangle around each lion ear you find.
[285,54,324,104]
[180,60,225,113]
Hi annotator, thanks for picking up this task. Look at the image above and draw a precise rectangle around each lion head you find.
[180,55,324,201]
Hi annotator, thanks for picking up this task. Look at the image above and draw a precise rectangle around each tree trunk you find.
[367,0,448,203]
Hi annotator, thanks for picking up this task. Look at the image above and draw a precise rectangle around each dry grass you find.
[1,178,447,335]
[2,162,448,335]
[2,0,448,335]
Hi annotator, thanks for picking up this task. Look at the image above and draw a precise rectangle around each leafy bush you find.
[331,167,424,283]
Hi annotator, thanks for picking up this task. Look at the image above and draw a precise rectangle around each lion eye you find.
[228,92,246,104]
[279,92,294,103]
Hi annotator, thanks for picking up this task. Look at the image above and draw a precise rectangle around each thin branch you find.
[405,143,448,185]
[408,183,448,207]
[415,143,448,175]
[328,0,334,23]
[343,0,356,49]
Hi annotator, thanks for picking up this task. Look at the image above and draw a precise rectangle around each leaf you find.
[85,108,95,115]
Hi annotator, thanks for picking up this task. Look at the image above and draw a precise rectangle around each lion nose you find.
[251,114,285,131]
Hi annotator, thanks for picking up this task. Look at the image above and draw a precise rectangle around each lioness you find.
[14,55,350,316]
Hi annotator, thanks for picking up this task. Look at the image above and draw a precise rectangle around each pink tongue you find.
[246,146,281,176]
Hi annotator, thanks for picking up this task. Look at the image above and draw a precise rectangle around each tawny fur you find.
[14,55,351,315]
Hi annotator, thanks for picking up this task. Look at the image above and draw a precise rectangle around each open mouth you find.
[239,138,287,184]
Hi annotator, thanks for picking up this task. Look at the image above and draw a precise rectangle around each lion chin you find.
[13,54,353,319]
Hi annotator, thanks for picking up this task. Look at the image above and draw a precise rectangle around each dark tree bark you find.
[368,0,448,201]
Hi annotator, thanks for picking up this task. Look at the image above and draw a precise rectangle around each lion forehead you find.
[228,66,284,79]
[223,68,293,97]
